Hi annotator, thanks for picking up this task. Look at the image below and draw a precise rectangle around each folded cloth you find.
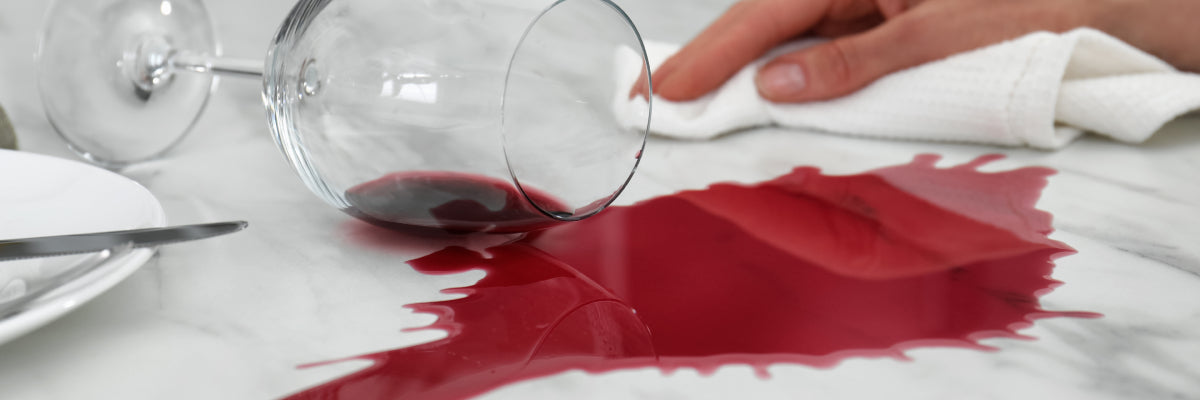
[614,28,1200,149]
[0,105,15,150]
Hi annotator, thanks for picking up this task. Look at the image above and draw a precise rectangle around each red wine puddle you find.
[289,154,1099,399]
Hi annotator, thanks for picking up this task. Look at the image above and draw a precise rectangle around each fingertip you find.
[649,56,681,94]
[653,70,709,102]
[648,58,693,101]
[652,54,741,102]
[628,68,650,100]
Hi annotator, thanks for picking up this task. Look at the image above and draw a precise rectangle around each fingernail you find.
[757,63,807,99]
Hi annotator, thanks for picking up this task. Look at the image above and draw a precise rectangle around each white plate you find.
[0,149,165,346]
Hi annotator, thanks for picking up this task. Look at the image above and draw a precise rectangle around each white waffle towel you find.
[614,28,1200,149]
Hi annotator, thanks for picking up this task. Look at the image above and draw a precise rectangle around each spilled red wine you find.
[291,155,1098,399]
[344,171,567,233]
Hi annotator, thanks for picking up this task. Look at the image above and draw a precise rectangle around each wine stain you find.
[287,154,1099,399]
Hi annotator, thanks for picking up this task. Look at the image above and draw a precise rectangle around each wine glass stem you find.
[172,51,264,78]
[124,35,263,94]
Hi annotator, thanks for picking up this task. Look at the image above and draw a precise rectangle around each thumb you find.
[755,17,937,103]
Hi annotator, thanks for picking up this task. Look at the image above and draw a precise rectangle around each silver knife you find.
[0,221,248,261]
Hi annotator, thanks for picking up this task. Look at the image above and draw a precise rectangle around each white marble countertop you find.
[2,0,1200,399]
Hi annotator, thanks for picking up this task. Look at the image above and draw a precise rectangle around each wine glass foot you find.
[38,0,220,167]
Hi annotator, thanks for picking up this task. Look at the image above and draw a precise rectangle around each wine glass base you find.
[38,0,220,167]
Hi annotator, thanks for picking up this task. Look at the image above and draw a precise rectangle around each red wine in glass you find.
[344,171,570,233]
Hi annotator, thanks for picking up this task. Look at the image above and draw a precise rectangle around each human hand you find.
[635,0,1200,104]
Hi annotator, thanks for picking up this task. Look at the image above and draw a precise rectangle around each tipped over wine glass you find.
[37,0,651,233]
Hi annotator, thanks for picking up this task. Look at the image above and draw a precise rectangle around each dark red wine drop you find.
[344,171,567,233]
[289,154,1098,399]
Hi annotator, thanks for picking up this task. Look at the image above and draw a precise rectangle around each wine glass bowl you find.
[266,0,650,232]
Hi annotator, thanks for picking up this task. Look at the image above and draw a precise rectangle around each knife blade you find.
[0,221,248,261]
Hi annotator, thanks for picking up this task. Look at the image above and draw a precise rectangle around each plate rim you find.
[0,149,167,346]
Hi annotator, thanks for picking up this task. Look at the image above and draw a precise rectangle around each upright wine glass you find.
[38,0,652,233]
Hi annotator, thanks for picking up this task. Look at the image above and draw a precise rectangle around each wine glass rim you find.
[263,0,348,208]
[500,0,652,222]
